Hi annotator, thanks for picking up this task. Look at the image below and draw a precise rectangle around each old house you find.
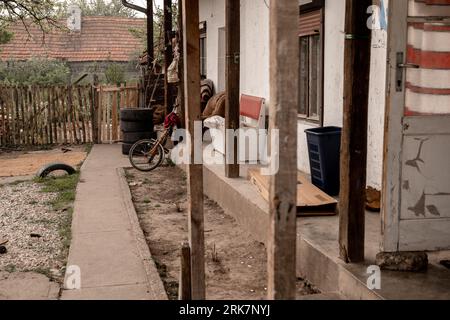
[0,6,146,82]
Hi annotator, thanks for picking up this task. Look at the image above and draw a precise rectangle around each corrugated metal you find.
[299,10,322,37]
[405,0,450,116]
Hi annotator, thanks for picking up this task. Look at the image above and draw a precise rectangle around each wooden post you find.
[338,0,372,263]
[225,0,240,179]
[147,0,154,66]
[164,0,174,113]
[179,242,192,300]
[91,75,100,144]
[181,0,205,300]
[111,89,119,142]
[267,0,299,300]
[177,0,185,126]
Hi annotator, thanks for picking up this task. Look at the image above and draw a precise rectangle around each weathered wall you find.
[199,0,388,190]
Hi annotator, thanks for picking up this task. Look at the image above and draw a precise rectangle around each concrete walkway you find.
[61,144,166,300]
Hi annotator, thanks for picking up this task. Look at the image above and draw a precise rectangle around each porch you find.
[200,151,450,300]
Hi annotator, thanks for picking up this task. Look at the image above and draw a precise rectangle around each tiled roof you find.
[0,17,146,62]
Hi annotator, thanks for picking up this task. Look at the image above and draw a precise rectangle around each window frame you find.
[298,5,325,126]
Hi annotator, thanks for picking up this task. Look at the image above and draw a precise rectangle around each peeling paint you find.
[405,138,429,174]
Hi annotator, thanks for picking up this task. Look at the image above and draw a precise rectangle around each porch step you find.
[202,163,381,300]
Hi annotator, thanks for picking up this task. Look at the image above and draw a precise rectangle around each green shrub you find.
[0,58,71,85]
[105,63,125,85]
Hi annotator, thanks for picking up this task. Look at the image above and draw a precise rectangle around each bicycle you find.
[128,107,181,172]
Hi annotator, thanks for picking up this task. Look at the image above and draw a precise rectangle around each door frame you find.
[381,0,409,252]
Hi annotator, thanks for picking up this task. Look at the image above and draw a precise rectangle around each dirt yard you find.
[127,166,320,300]
[0,146,88,178]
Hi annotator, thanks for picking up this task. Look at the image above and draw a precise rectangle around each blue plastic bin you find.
[305,126,342,196]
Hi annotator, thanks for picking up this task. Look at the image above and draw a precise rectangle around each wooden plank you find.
[177,0,185,127]
[338,0,372,263]
[267,0,299,300]
[179,242,192,300]
[50,87,57,143]
[31,86,37,145]
[14,87,20,144]
[77,86,87,143]
[248,169,337,214]
[111,89,119,141]
[61,87,68,144]
[147,0,154,66]
[87,87,94,143]
[164,0,174,113]
[0,91,5,146]
[67,85,78,144]
[47,87,53,144]
[182,0,205,300]
[106,92,111,143]
[225,0,240,179]
[92,76,100,144]
[20,87,27,145]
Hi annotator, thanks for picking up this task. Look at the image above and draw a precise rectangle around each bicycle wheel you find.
[129,139,165,172]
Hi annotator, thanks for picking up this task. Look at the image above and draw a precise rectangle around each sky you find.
[128,0,164,17]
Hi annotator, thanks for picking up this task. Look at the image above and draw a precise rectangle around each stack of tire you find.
[120,108,154,155]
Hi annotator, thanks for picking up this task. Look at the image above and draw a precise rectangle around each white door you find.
[382,0,450,252]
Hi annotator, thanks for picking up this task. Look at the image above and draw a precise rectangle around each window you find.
[298,8,324,122]
[200,21,207,78]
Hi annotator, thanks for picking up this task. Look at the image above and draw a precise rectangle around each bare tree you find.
[0,0,57,44]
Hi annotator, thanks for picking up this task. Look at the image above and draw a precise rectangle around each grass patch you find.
[84,143,94,154]
[4,264,16,273]
[35,173,79,211]
[165,158,176,167]
[35,173,79,257]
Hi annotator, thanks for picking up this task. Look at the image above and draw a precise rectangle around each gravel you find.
[0,181,67,277]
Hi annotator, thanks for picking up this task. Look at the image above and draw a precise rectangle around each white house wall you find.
[199,0,387,190]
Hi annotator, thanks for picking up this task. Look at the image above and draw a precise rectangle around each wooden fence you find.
[0,84,140,146]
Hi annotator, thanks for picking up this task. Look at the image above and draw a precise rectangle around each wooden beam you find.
[177,0,185,126]
[338,0,372,263]
[147,0,154,66]
[181,0,205,300]
[267,0,299,300]
[179,242,192,300]
[225,0,240,178]
[164,0,174,113]
[91,75,100,144]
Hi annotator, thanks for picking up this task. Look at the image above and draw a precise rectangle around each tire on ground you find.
[120,108,153,122]
[122,142,134,155]
[122,131,155,143]
[120,120,152,133]
[37,163,77,178]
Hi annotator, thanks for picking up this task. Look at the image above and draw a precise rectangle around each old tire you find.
[122,143,134,155]
[37,163,76,178]
[120,108,153,122]
[123,131,155,144]
[120,120,152,133]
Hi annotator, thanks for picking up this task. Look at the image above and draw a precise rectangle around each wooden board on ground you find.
[248,168,337,216]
